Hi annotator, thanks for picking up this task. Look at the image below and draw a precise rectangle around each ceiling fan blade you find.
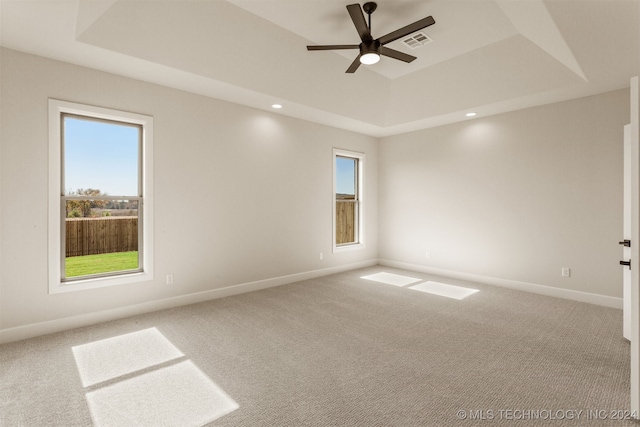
[379,46,416,63]
[347,4,372,42]
[346,55,362,73]
[378,16,435,45]
[307,45,360,51]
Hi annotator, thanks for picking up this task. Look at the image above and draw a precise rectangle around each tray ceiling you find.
[1,0,638,136]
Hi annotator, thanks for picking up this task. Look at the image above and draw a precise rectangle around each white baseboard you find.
[2,258,619,344]
[378,259,623,309]
[0,259,377,344]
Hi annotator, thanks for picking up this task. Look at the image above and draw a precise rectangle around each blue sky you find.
[336,156,356,195]
[64,117,139,196]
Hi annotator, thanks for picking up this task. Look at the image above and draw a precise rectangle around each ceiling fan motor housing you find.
[360,40,380,55]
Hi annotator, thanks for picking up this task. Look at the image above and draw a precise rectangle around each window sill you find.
[49,271,152,294]
[333,243,365,253]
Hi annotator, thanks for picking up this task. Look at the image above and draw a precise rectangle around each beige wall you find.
[0,45,631,337]
[0,48,378,332]
[379,89,629,298]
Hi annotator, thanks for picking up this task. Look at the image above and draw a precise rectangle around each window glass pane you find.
[64,116,140,196]
[65,199,139,278]
[336,200,356,245]
[336,155,358,245]
[336,156,357,199]
[63,115,142,280]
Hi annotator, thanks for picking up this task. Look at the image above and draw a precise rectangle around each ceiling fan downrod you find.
[362,2,377,34]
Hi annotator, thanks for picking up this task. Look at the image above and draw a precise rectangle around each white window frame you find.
[333,148,365,252]
[48,99,154,293]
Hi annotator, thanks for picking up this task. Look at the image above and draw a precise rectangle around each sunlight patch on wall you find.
[409,281,480,300]
[360,272,422,287]
[72,327,184,387]
[86,360,239,427]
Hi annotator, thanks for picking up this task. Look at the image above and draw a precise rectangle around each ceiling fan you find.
[307,2,435,73]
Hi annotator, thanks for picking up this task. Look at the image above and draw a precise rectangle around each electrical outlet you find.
[319,252,324,260]
[425,251,431,260]
[561,268,570,278]
[166,274,174,285]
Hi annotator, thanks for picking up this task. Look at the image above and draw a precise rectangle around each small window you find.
[49,100,153,293]
[333,149,364,251]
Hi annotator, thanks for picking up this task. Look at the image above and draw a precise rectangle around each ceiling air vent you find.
[402,32,433,49]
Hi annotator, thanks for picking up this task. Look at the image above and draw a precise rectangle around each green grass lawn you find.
[66,251,138,278]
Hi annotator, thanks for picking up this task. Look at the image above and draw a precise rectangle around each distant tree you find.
[66,188,108,218]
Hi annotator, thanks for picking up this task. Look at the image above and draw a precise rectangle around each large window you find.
[49,100,153,293]
[333,149,364,251]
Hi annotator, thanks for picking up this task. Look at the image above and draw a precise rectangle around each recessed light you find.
[271,104,283,109]
[465,112,477,117]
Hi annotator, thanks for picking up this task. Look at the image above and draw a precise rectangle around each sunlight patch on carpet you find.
[72,327,184,387]
[360,272,422,287]
[409,281,480,300]
[86,360,239,427]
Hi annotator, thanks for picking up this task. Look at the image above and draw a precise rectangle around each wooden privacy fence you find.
[336,201,356,244]
[66,217,138,257]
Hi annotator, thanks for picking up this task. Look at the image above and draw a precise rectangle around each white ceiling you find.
[1,0,639,137]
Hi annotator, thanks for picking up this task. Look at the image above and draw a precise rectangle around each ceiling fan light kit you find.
[360,40,381,64]
[360,52,380,65]
[307,2,435,73]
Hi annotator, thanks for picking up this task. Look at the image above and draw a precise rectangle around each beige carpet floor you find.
[0,266,633,426]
